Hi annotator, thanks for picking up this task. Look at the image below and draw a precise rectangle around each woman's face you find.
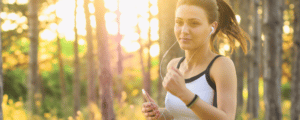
[174,5,212,50]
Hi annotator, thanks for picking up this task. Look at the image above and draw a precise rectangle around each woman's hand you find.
[142,90,161,120]
[163,66,189,98]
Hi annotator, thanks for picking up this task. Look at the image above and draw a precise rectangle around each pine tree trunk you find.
[263,0,283,119]
[27,0,39,118]
[238,0,250,116]
[94,0,115,119]
[248,0,261,118]
[73,0,81,117]
[291,0,300,119]
[84,0,96,119]
[145,0,152,97]
[157,0,183,107]
[116,0,124,105]
[55,0,67,117]
[137,19,147,102]
[0,0,3,119]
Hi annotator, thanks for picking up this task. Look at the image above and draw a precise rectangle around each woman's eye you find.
[190,22,199,25]
[175,21,183,25]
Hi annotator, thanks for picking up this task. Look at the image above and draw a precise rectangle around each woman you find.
[142,0,250,119]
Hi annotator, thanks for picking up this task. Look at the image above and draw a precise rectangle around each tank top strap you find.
[205,55,223,72]
[177,56,186,69]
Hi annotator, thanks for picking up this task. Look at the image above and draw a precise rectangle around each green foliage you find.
[3,68,27,101]
[281,82,291,100]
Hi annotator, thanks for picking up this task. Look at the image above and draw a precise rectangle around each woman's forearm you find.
[158,108,174,120]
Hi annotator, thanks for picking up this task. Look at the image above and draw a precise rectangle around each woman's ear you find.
[211,21,218,34]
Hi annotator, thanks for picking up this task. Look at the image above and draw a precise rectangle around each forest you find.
[0,0,299,120]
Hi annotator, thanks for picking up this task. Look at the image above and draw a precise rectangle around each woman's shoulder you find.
[210,55,236,82]
[166,57,184,70]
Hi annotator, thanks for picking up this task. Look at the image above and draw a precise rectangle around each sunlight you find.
[104,0,118,11]
[8,0,15,4]
[2,20,17,31]
[224,44,230,51]
[0,12,7,19]
[121,41,141,53]
[79,39,86,45]
[40,29,57,41]
[49,23,58,31]
[150,6,158,16]
[236,15,241,24]
[16,0,28,4]
[88,3,95,14]
[150,43,159,57]
[261,34,265,41]
[7,13,18,20]
[283,25,290,34]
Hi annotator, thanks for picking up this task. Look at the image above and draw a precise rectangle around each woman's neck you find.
[183,46,215,70]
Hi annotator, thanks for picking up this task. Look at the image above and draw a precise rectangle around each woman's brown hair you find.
[176,0,251,54]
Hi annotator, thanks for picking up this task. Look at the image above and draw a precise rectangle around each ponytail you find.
[211,0,251,54]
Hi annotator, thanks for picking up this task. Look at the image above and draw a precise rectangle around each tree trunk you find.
[55,0,67,117]
[145,0,152,98]
[237,0,250,117]
[263,0,283,119]
[27,0,39,118]
[137,16,148,102]
[291,0,300,119]
[73,0,81,117]
[116,0,124,105]
[157,0,183,107]
[0,0,3,119]
[83,0,96,119]
[94,0,115,119]
[247,0,261,118]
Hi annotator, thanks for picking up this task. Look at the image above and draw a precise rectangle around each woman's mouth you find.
[180,38,191,41]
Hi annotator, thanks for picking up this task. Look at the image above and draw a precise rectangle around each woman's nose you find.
[181,24,189,34]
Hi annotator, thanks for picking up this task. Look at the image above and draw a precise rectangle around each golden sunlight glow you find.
[2,20,17,31]
[8,0,15,4]
[104,0,118,11]
[236,15,241,24]
[49,23,58,31]
[261,34,265,41]
[150,44,159,57]
[88,3,95,14]
[283,25,290,34]
[40,29,57,41]
[7,13,18,20]
[150,6,158,16]
[150,0,158,5]
[224,44,230,51]
[16,0,28,4]
[121,41,141,52]
[0,12,7,19]
[79,39,86,45]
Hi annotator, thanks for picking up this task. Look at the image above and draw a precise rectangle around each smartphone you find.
[142,89,150,102]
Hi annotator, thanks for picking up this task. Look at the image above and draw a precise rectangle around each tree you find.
[94,0,115,119]
[263,0,283,119]
[73,0,81,117]
[145,0,153,98]
[247,0,261,118]
[291,0,300,119]
[0,0,3,119]
[54,0,67,117]
[157,0,183,106]
[115,0,124,104]
[84,0,97,119]
[27,0,39,118]
[237,0,250,116]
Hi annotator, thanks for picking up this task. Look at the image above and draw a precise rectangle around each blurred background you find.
[0,0,299,119]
